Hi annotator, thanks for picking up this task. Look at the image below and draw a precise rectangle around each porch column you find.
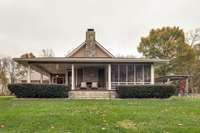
[151,64,155,84]
[40,73,43,84]
[49,74,52,84]
[71,64,75,90]
[65,71,68,86]
[27,64,31,83]
[185,78,189,95]
[108,64,111,90]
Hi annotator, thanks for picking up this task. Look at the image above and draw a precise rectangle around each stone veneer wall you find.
[68,90,117,99]
[83,67,99,82]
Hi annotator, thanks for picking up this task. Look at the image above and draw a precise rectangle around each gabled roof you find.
[65,42,85,57]
[66,41,114,58]
[95,41,114,57]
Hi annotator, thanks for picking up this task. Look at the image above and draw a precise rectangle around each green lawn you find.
[0,97,200,133]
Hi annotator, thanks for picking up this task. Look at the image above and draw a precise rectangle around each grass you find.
[0,97,200,133]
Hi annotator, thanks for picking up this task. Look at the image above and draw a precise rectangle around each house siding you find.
[70,44,111,58]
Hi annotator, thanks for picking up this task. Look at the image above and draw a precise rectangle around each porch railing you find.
[111,82,151,89]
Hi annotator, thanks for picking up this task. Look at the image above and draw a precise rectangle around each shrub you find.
[116,85,176,98]
[8,84,69,98]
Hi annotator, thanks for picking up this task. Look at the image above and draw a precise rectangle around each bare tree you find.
[115,54,136,58]
[6,57,27,84]
[186,28,200,93]
[0,57,9,95]
[186,28,200,47]
[20,52,35,59]
[0,57,27,95]
[40,49,55,57]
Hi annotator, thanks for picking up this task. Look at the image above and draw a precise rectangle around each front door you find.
[57,77,64,84]
[52,74,65,84]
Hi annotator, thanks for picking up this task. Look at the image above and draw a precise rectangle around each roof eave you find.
[13,57,169,64]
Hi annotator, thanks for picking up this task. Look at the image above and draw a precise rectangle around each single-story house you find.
[13,29,167,98]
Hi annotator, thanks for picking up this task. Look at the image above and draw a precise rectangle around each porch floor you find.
[74,87,107,91]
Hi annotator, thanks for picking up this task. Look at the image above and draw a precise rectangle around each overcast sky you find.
[0,0,199,57]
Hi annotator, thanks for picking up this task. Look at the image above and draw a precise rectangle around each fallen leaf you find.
[117,120,137,130]
[0,125,5,128]
[101,127,106,130]
[177,123,183,126]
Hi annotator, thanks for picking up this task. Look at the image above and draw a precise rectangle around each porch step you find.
[68,90,117,99]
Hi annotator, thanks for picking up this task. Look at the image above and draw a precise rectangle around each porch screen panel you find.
[144,64,151,83]
[136,64,143,83]
[119,64,126,82]
[128,64,134,82]
[111,64,118,82]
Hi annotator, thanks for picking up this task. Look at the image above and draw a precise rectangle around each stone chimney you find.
[85,29,96,57]
[86,29,95,41]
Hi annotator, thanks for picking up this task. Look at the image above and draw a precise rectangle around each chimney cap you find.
[87,28,94,31]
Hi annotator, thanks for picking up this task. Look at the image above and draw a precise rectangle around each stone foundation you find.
[68,90,117,99]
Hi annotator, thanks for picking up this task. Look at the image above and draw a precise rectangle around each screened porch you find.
[111,63,154,89]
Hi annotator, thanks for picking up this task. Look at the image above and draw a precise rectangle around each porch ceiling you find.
[31,63,71,74]
[19,62,107,75]
[75,64,106,68]
[32,63,107,74]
